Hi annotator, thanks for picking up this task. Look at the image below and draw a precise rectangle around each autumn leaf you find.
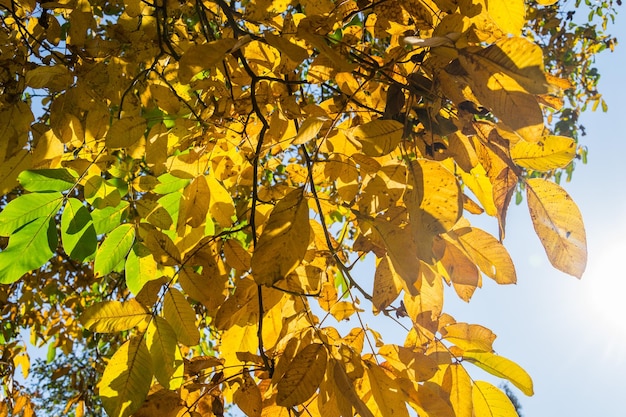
[276,343,328,407]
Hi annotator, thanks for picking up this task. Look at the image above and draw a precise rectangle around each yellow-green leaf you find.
[163,287,200,346]
[100,337,153,417]
[511,136,576,171]
[251,188,310,286]
[79,299,150,333]
[472,381,519,417]
[276,343,328,407]
[146,317,184,390]
[206,175,235,228]
[462,350,533,396]
[526,178,587,278]
[125,242,158,295]
[346,119,404,157]
[94,224,135,277]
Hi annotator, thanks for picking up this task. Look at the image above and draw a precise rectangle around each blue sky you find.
[435,18,626,417]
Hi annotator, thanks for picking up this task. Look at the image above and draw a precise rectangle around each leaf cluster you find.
[0,0,618,416]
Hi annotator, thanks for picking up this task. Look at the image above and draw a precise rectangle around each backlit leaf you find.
[440,323,496,352]
[251,188,310,286]
[125,242,158,295]
[233,369,262,417]
[61,198,97,262]
[163,288,200,346]
[0,192,63,236]
[100,337,153,417]
[346,119,404,157]
[178,39,238,83]
[106,116,147,149]
[276,343,328,407]
[94,224,135,277]
[447,364,473,417]
[292,116,327,145]
[526,178,587,278]
[511,135,577,171]
[79,299,150,333]
[18,168,77,192]
[372,255,403,313]
[462,350,534,396]
[146,317,184,390]
[472,381,518,417]
[0,217,57,284]
[487,0,526,36]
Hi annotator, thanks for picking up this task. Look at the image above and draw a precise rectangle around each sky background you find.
[435,14,626,417]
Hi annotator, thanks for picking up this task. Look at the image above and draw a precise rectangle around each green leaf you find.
[79,299,150,333]
[125,242,158,295]
[61,198,97,261]
[100,336,153,417]
[462,350,534,396]
[0,192,63,236]
[94,224,135,277]
[153,173,192,195]
[18,168,78,192]
[0,217,58,284]
[91,201,129,235]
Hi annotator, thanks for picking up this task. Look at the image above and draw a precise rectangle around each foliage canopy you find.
[0,0,619,416]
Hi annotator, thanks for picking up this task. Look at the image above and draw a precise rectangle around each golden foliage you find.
[0,0,614,415]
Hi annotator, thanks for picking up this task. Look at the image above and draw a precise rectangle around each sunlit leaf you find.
[526,178,587,278]
[0,217,57,284]
[276,343,328,407]
[18,168,77,192]
[462,350,533,396]
[94,224,135,277]
[100,337,153,417]
[146,317,184,390]
[0,192,63,236]
[251,188,310,286]
[61,198,97,262]
[472,381,519,417]
[163,288,200,346]
[79,299,150,333]
[346,119,404,157]
[511,136,577,171]
[106,116,147,149]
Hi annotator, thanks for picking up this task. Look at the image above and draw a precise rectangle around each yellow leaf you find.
[106,116,147,149]
[377,344,438,382]
[511,135,576,171]
[163,288,200,346]
[407,159,462,235]
[79,300,150,333]
[206,174,235,228]
[459,163,497,216]
[146,317,184,390]
[462,350,533,396]
[100,337,153,417]
[362,361,410,417]
[26,65,74,91]
[526,178,587,278]
[329,300,359,321]
[447,364,473,417]
[472,381,519,417]
[220,323,258,378]
[346,119,404,157]
[251,188,310,286]
[436,238,480,302]
[486,0,525,36]
[13,353,30,380]
[440,322,496,352]
[139,223,182,266]
[223,239,251,272]
[178,175,211,229]
[233,369,262,417]
[331,360,376,417]
[453,227,517,284]
[372,255,403,313]
[0,149,32,194]
[292,116,328,145]
[276,343,328,407]
[178,39,238,83]
[264,33,309,64]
